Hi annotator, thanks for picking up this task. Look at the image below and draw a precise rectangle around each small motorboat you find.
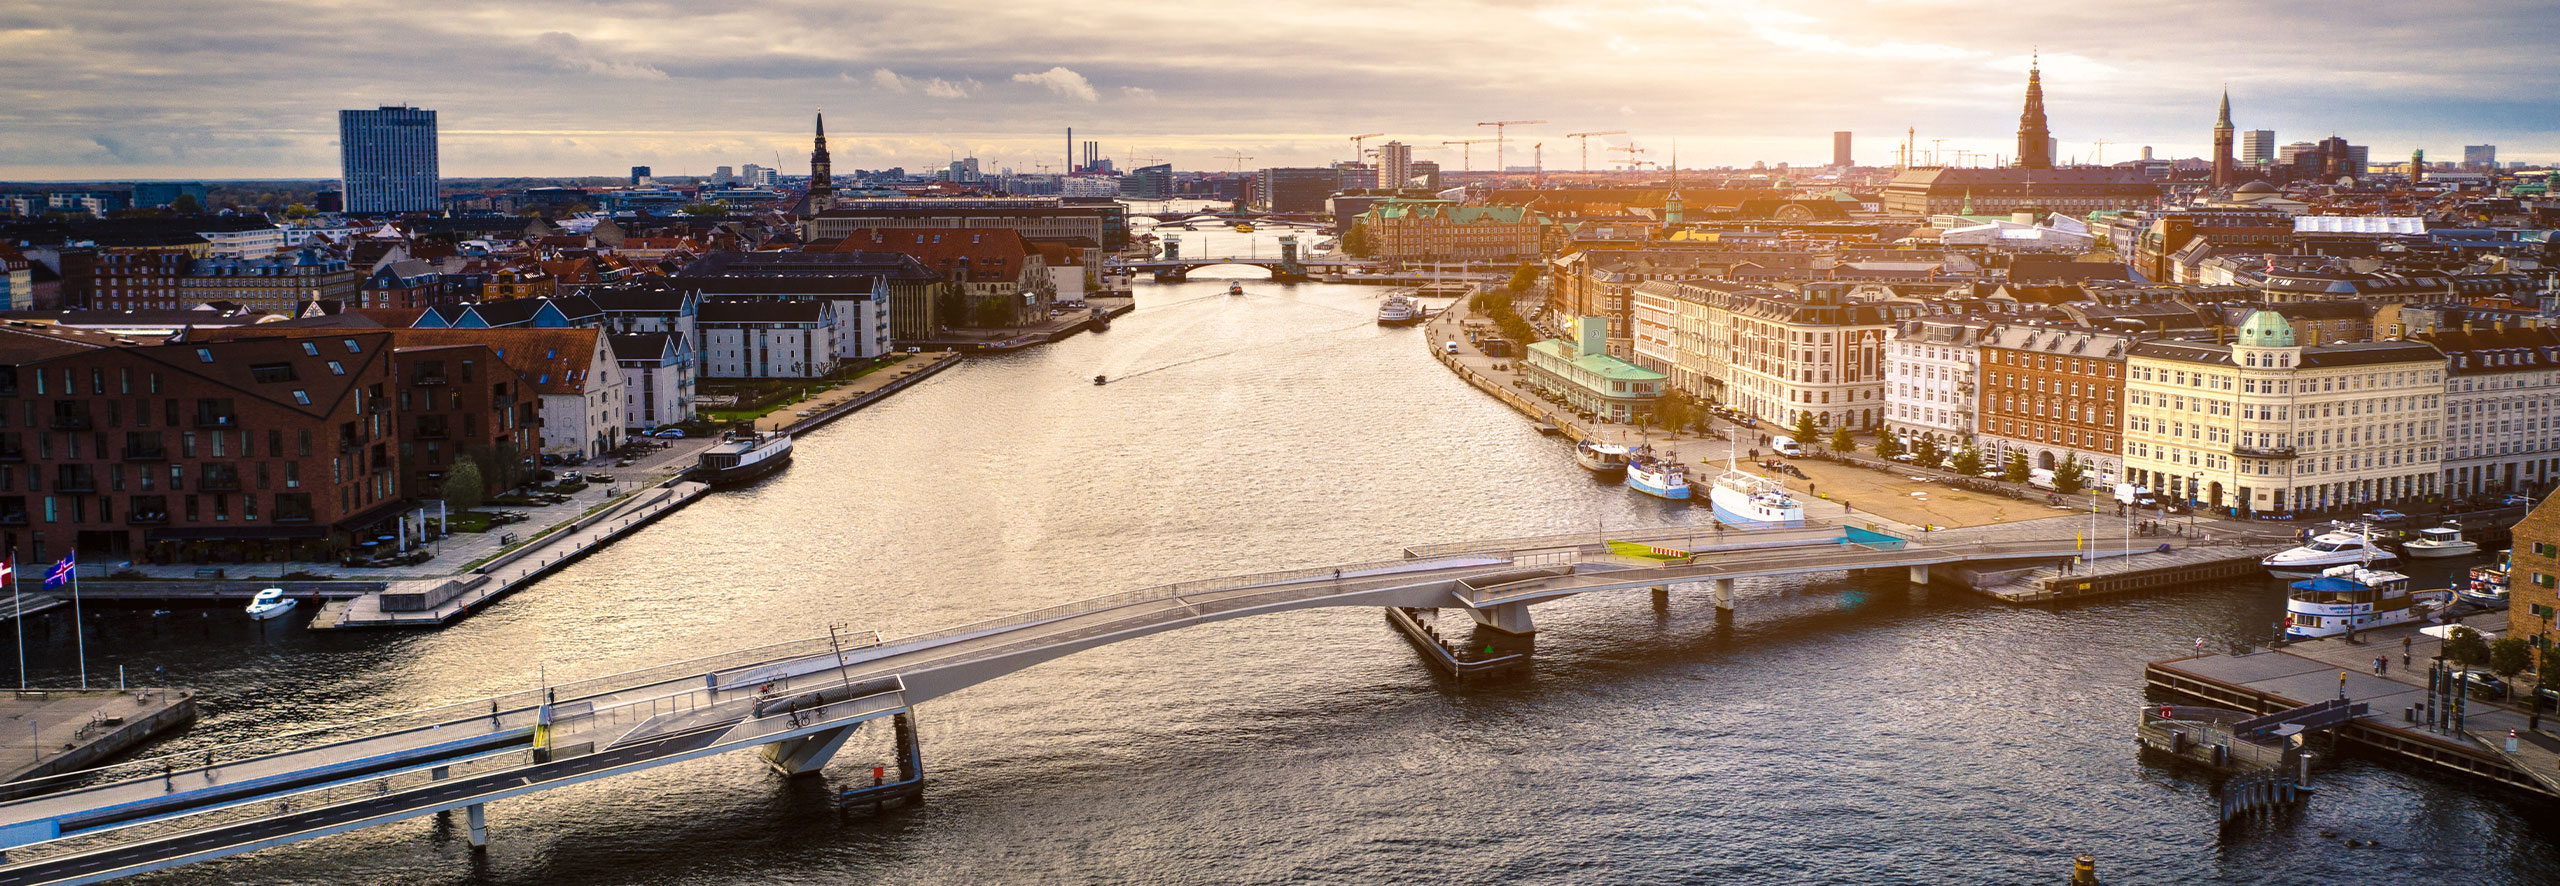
[2401,524,2479,559]
[1094,375,1108,386]
[1227,281,1245,296]
[245,588,297,621]
[1573,439,1633,478]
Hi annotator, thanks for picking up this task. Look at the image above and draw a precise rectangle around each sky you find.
[2,0,2555,181]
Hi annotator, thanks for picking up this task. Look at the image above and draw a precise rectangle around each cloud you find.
[1011,66,1097,102]
[1119,86,1157,101]
[531,31,665,79]
[873,68,976,98]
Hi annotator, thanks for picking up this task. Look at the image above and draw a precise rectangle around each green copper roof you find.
[2236,309,2297,347]
[1528,339,1667,381]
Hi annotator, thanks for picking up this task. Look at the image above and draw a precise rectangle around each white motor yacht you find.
[2262,525,2399,577]
[2400,525,2479,559]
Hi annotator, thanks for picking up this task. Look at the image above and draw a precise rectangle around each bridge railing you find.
[1402,520,1845,559]
[0,631,879,807]
[873,556,1459,652]
[2,746,543,868]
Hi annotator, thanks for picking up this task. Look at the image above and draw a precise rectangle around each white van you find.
[1445,340,1461,355]
[2028,468,2058,491]
[1770,436,1804,457]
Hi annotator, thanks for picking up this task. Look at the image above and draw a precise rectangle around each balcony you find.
[411,374,449,386]
[193,414,238,429]
[198,476,243,492]
[55,479,95,493]
[126,511,168,525]
[50,415,92,430]
[2233,444,2299,460]
[0,448,23,463]
[0,512,24,527]
[274,511,315,524]
[121,446,168,462]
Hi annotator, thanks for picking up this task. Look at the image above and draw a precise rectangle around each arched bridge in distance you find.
[0,521,2088,884]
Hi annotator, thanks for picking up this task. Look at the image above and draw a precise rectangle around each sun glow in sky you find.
[1,0,2552,179]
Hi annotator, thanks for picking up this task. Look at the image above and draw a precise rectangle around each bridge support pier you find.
[1467,601,1535,635]
[1907,564,1932,585]
[762,724,860,777]
[1713,578,1734,612]
[465,802,488,848]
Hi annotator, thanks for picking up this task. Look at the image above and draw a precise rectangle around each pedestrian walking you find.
[2402,635,2413,666]
[2194,637,2206,657]
[2378,656,2389,676]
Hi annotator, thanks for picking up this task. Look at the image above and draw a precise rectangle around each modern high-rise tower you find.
[2211,90,2235,188]
[1832,131,1853,168]
[2240,130,2276,167]
[1375,140,1413,188]
[338,106,439,214]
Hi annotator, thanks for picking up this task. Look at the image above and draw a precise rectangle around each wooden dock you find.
[2144,614,2560,799]
[1967,543,2266,603]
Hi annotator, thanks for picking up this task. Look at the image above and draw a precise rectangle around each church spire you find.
[2015,52,2052,169]
[807,108,834,212]
[2215,88,2233,129]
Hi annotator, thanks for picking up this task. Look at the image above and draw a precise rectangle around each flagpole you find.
[10,550,23,691]
[68,549,85,691]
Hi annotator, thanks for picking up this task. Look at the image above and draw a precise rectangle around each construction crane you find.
[1566,130,1627,173]
[1348,133,1386,162]
[1476,120,1545,175]
[2090,140,2112,166]
[1216,154,1254,175]
[1532,143,1544,186]
[1609,141,1647,171]
[1442,139,1495,173]
[1929,139,1946,167]
[1128,155,1165,170]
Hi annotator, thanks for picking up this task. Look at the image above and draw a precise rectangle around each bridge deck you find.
[0,524,2089,883]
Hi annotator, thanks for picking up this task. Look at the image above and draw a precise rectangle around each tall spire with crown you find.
[2015,50,2053,169]
[1663,140,1683,226]
[808,109,834,212]
[2211,88,2236,189]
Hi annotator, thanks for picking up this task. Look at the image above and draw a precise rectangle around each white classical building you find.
[2123,310,2444,516]
[698,300,840,379]
[1682,282,1924,431]
[2414,325,2560,497]
[1884,318,1987,447]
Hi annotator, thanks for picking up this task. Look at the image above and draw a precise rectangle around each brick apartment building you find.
[0,324,406,564]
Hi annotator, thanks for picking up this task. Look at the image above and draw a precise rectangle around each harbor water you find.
[13,269,2558,884]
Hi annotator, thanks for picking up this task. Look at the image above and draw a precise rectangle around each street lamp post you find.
[2189,471,2204,538]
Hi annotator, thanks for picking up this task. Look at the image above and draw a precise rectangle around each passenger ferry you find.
[696,431,794,487]
[2400,524,2479,559]
[2262,525,2399,577]
[1573,439,1633,478]
[1376,292,1423,327]
[2283,561,2452,640]
[1707,458,1805,527]
[1624,448,1691,501]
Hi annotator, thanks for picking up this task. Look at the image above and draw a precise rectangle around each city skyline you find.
[2,0,2556,180]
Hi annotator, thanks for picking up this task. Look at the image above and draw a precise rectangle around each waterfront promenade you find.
[0,690,196,785]
[2151,613,2560,799]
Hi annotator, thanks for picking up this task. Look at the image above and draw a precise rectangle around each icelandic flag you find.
[42,554,74,589]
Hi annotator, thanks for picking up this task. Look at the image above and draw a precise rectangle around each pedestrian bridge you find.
[0,521,2085,884]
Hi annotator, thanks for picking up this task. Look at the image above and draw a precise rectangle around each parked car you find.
[653,428,686,439]
[2451,669,2509,700]
[559,471,582,484]
[2502,494,2534,507]
[2360,509,2410,525]
[540,453,564,466]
